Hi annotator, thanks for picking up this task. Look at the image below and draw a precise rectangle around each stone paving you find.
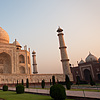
[6,87,100,99]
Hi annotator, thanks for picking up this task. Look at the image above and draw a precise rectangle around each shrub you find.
[26,78,29,88]
[3,85,8,91]
[16,85,24,94]
[50,84,66,100]
[22,79,24,85]
[41,79,45,88]
[65,75,71,90]
[50,79,51,85]
[17,80,18,86]
[52,75,55,85]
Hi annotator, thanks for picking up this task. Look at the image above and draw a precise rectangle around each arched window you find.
[98,74,100,80]
[19,66,25,74]
[0,52,11,73]
[19,55,25,63]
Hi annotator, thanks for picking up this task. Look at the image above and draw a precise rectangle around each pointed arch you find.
[19,66,25,74]
[19,55,25,63]
[0,52,12,73]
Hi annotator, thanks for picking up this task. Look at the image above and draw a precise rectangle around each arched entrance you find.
[19,66,25,74]
[98,74,100,80]
[0,52,12,73]
[84,69,91,81]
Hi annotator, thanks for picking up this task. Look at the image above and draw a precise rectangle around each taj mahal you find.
[0,27,70,85]
[0,26,99,85]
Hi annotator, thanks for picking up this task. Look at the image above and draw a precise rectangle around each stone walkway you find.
[6,87,100,99]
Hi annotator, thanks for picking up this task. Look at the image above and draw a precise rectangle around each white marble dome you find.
[0,27,9,44]
[79,59,85,64]
[85,52,98,62]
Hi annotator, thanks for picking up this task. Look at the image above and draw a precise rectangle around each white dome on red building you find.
[85,52,98,62]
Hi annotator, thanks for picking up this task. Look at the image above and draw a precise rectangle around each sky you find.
[0,0,100,74]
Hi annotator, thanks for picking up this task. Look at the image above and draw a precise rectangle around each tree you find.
[90,75,95,86]
[41,79,45,88]
[22,79,24,85]
[57,79,59,83]
[65,75,71,90]
[76,76,80,85]
[26,78,29,88]
[52,76,55,85]
[16,85,24,94]
[17,80,18,86]
[50,84,66,100]
[50,79,51,85]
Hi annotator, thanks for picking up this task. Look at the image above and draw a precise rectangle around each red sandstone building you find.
[71,52,100,83]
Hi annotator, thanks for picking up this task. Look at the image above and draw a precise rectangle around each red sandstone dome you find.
[0,27,9,44]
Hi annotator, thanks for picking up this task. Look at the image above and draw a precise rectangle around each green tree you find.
[41,79,45,88]
[50,84,66,100]
[57,79,59,83]
[17,80,18,86]
[50,79,51,85]
[22,79,24,85]
[26,78,29,88]
[76,76,80,85]
[65,75,71,90]
[90,75,95,86]
[52,75,55,85]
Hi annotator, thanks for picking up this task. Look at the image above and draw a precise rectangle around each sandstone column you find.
[32,51,38,74]
[57,27,73,81]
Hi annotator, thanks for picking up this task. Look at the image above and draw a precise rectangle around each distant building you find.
[71,52,100,83]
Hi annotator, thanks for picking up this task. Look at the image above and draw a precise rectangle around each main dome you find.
[0,27,9,44]
[85,52,98,62]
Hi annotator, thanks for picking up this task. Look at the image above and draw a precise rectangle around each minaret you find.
[57,27,73,81]
[32,50,38,74]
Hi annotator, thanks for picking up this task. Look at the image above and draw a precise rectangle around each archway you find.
[0,52,11,73]
[19,55,25,63]
[19,66,25,74]
[84,69,91,81]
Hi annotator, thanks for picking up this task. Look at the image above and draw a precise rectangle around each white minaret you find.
[32,50,38,74]
[57,27,73,81]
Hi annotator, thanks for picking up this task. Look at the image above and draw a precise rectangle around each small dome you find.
[57,27,63,32]
[85,52,98,62]
[79,59,85,64]
[13,39,21,47]
[32,51,36,54]
[0,27,9,44]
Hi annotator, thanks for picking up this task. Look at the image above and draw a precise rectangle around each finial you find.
[57,26,63,32]
[32,50,36,54]
[89,51,91,55]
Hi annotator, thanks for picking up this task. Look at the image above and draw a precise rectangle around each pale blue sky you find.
[0,0,100,74]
